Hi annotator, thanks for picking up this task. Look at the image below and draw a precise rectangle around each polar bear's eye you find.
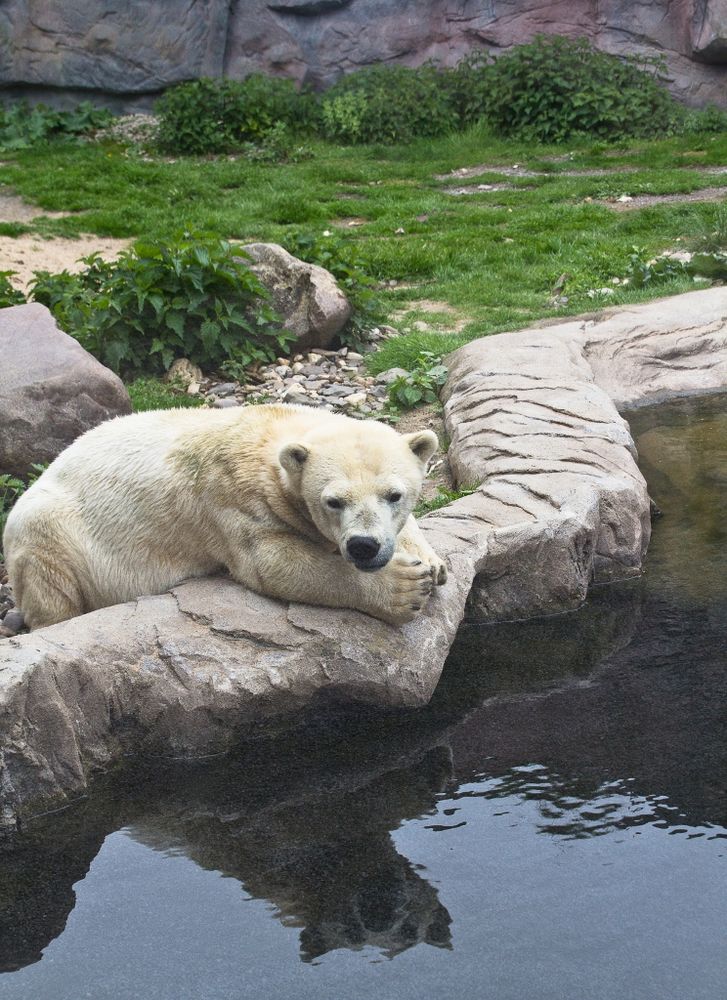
[326,497,344,510]
[386,491,403,503]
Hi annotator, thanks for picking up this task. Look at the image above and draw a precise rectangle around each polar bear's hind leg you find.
[8,546,85,631]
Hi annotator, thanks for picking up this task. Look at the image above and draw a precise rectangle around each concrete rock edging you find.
[2,287,727,826]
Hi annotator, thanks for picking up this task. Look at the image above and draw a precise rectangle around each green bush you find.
[680,104,727,134]
[30,232,290,375]
[472,35,679,143]
[0,100,113,151]
[387,352,448,410]
[0,272,26,308]
[320,64,455,144]
[155,75,308,155]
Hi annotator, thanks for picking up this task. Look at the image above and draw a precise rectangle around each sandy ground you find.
[0,190,130,290]
[0,233,131,291]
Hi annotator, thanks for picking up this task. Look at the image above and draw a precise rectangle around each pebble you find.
[1,609,24,634]
[198,331,395,416]
[207,382,237,397]
[375,367,409,385]
[0,625,14,639]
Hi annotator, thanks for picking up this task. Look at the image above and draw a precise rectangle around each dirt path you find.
[0,190,130,290]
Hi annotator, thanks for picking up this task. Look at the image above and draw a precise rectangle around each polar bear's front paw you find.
[428,554,448,587]
[377,552,434,625]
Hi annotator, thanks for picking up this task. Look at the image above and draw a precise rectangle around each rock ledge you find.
[2,287,727,826]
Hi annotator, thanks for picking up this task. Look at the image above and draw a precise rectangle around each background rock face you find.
[1,1,726,108]
[0,303,131,478]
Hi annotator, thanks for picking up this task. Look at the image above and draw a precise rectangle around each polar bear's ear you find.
[279,442,310,474]
[402,430,438,465]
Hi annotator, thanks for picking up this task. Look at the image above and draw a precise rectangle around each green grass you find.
[127,377,205,412]
[2,124,727,372]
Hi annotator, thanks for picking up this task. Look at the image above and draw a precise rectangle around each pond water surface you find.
[1,395,725,1000]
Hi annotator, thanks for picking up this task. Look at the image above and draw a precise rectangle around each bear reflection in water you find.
[0,742,455,972]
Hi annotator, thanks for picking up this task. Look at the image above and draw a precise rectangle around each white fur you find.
[4,404,447,630]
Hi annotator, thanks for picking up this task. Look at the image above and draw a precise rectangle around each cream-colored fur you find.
[4,404,447,630]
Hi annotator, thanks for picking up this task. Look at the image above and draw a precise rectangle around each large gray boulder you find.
[0,303,131,478]
[2,286,727,827]
[1,1,726,108]
[242,243,352,351]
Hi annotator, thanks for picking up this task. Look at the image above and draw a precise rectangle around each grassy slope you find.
[2,124,726,372]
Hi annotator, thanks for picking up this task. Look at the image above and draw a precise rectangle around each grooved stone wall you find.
[1,1,727,108]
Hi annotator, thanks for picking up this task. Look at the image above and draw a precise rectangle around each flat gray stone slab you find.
[2,287,727,826]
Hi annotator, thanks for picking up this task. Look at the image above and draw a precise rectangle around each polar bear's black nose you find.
[347,536,381,562]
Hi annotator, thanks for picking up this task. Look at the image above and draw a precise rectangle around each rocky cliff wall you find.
[1,1,727,109]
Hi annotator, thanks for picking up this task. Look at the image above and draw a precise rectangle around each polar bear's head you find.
[279,422,438,571]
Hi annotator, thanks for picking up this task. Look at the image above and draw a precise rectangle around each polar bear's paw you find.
[375,552,435,625]
[428,554,448,587]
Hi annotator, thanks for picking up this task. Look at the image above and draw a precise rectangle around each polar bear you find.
[3,404,448,631]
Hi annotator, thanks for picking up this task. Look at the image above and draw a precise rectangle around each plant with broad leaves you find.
[0,271,25,308]
[387,352,448,411]
[30,232,292,376]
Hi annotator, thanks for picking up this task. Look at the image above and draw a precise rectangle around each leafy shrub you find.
[283,230,384,343]
[30,232,290,375]
[241,121,314,164]
[0,100,113,151]
[471,35,679,143]
[442,51,494,128]
[0,272,26,308]
[623,246,727,289]
[155,75,307,155]
[320,64,455,144]
[680,104,727,134]
[387,352,448,410]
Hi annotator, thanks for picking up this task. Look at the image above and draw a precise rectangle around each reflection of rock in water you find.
[0,807,109,973]
[130,745,453,961]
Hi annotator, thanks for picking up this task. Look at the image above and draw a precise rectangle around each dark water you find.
[1,395,726,1000]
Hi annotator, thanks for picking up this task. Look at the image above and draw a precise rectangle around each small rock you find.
[207,382,237,397]
[187,382,200,395]
[0,626,14,639]
[375,368,408,386]
[321,384,357,397]
[307,352,322,364]
[274,365,290,378]
[165,358,203,388]
[343,392,367,407]
[412,321,430,332]
[283,389,314,406]
[1,609,24,634]
[346,352,364,363]
[212,397,239,409]
[291,362,304,375]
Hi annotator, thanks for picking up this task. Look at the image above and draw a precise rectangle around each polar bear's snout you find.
[345,534,394,572]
